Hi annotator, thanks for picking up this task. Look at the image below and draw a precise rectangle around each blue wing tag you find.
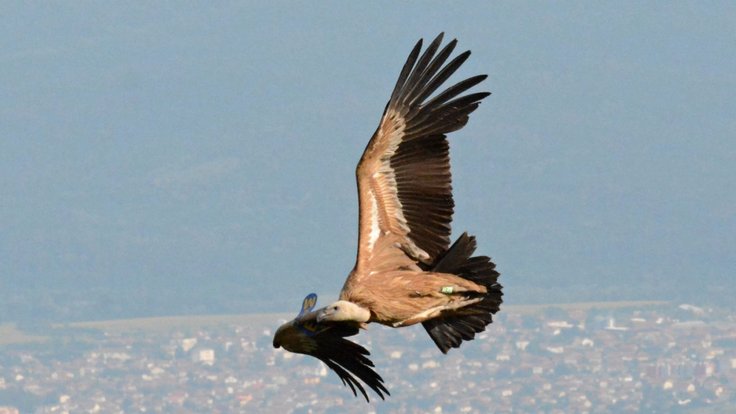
[299,320,322,336]
[298,293,318,317]
[296,293,324,336]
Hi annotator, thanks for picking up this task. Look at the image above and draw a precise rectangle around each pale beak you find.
[316,308,330,323]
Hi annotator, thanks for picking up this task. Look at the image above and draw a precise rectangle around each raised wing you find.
[352,33,490,277]
[273,295,389,401]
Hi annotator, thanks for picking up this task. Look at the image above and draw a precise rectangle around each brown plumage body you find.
[342,269,486,326]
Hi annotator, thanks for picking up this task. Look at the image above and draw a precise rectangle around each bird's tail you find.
[422,232,503,353]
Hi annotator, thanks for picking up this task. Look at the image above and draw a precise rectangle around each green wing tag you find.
[441,286,454,294]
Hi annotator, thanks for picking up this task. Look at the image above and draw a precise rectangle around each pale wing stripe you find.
[367,190,380,251]
[368,113,431,262]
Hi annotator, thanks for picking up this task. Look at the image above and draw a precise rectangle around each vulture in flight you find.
[272,33,503,401]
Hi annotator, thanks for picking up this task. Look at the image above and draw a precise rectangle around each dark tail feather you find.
[422,232,503,353]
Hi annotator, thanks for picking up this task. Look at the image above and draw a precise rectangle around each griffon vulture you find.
[272,33,503,401]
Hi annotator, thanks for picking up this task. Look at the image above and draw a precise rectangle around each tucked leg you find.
[392,297,484,327]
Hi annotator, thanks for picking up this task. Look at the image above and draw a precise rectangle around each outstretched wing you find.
[306,322,389,402]
[273,298,389,401]
[351,33,490,280]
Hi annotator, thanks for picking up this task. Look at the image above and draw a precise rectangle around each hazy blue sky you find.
[1,2,734,317]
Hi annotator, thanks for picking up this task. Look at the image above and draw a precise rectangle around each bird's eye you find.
[333,306,339,311]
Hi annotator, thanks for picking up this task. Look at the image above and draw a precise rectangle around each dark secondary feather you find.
[382,33,491,262]
[307,325,389,402]
[421,233,503,353]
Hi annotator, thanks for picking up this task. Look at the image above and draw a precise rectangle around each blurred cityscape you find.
[1,302,735,413]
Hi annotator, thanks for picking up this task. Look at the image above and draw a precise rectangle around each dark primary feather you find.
[273,312,389,402]
[380,33,490,262]
[388,38,423,107]
[308,326,390,402]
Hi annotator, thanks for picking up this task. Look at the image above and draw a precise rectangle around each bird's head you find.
[317,300,370,324]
